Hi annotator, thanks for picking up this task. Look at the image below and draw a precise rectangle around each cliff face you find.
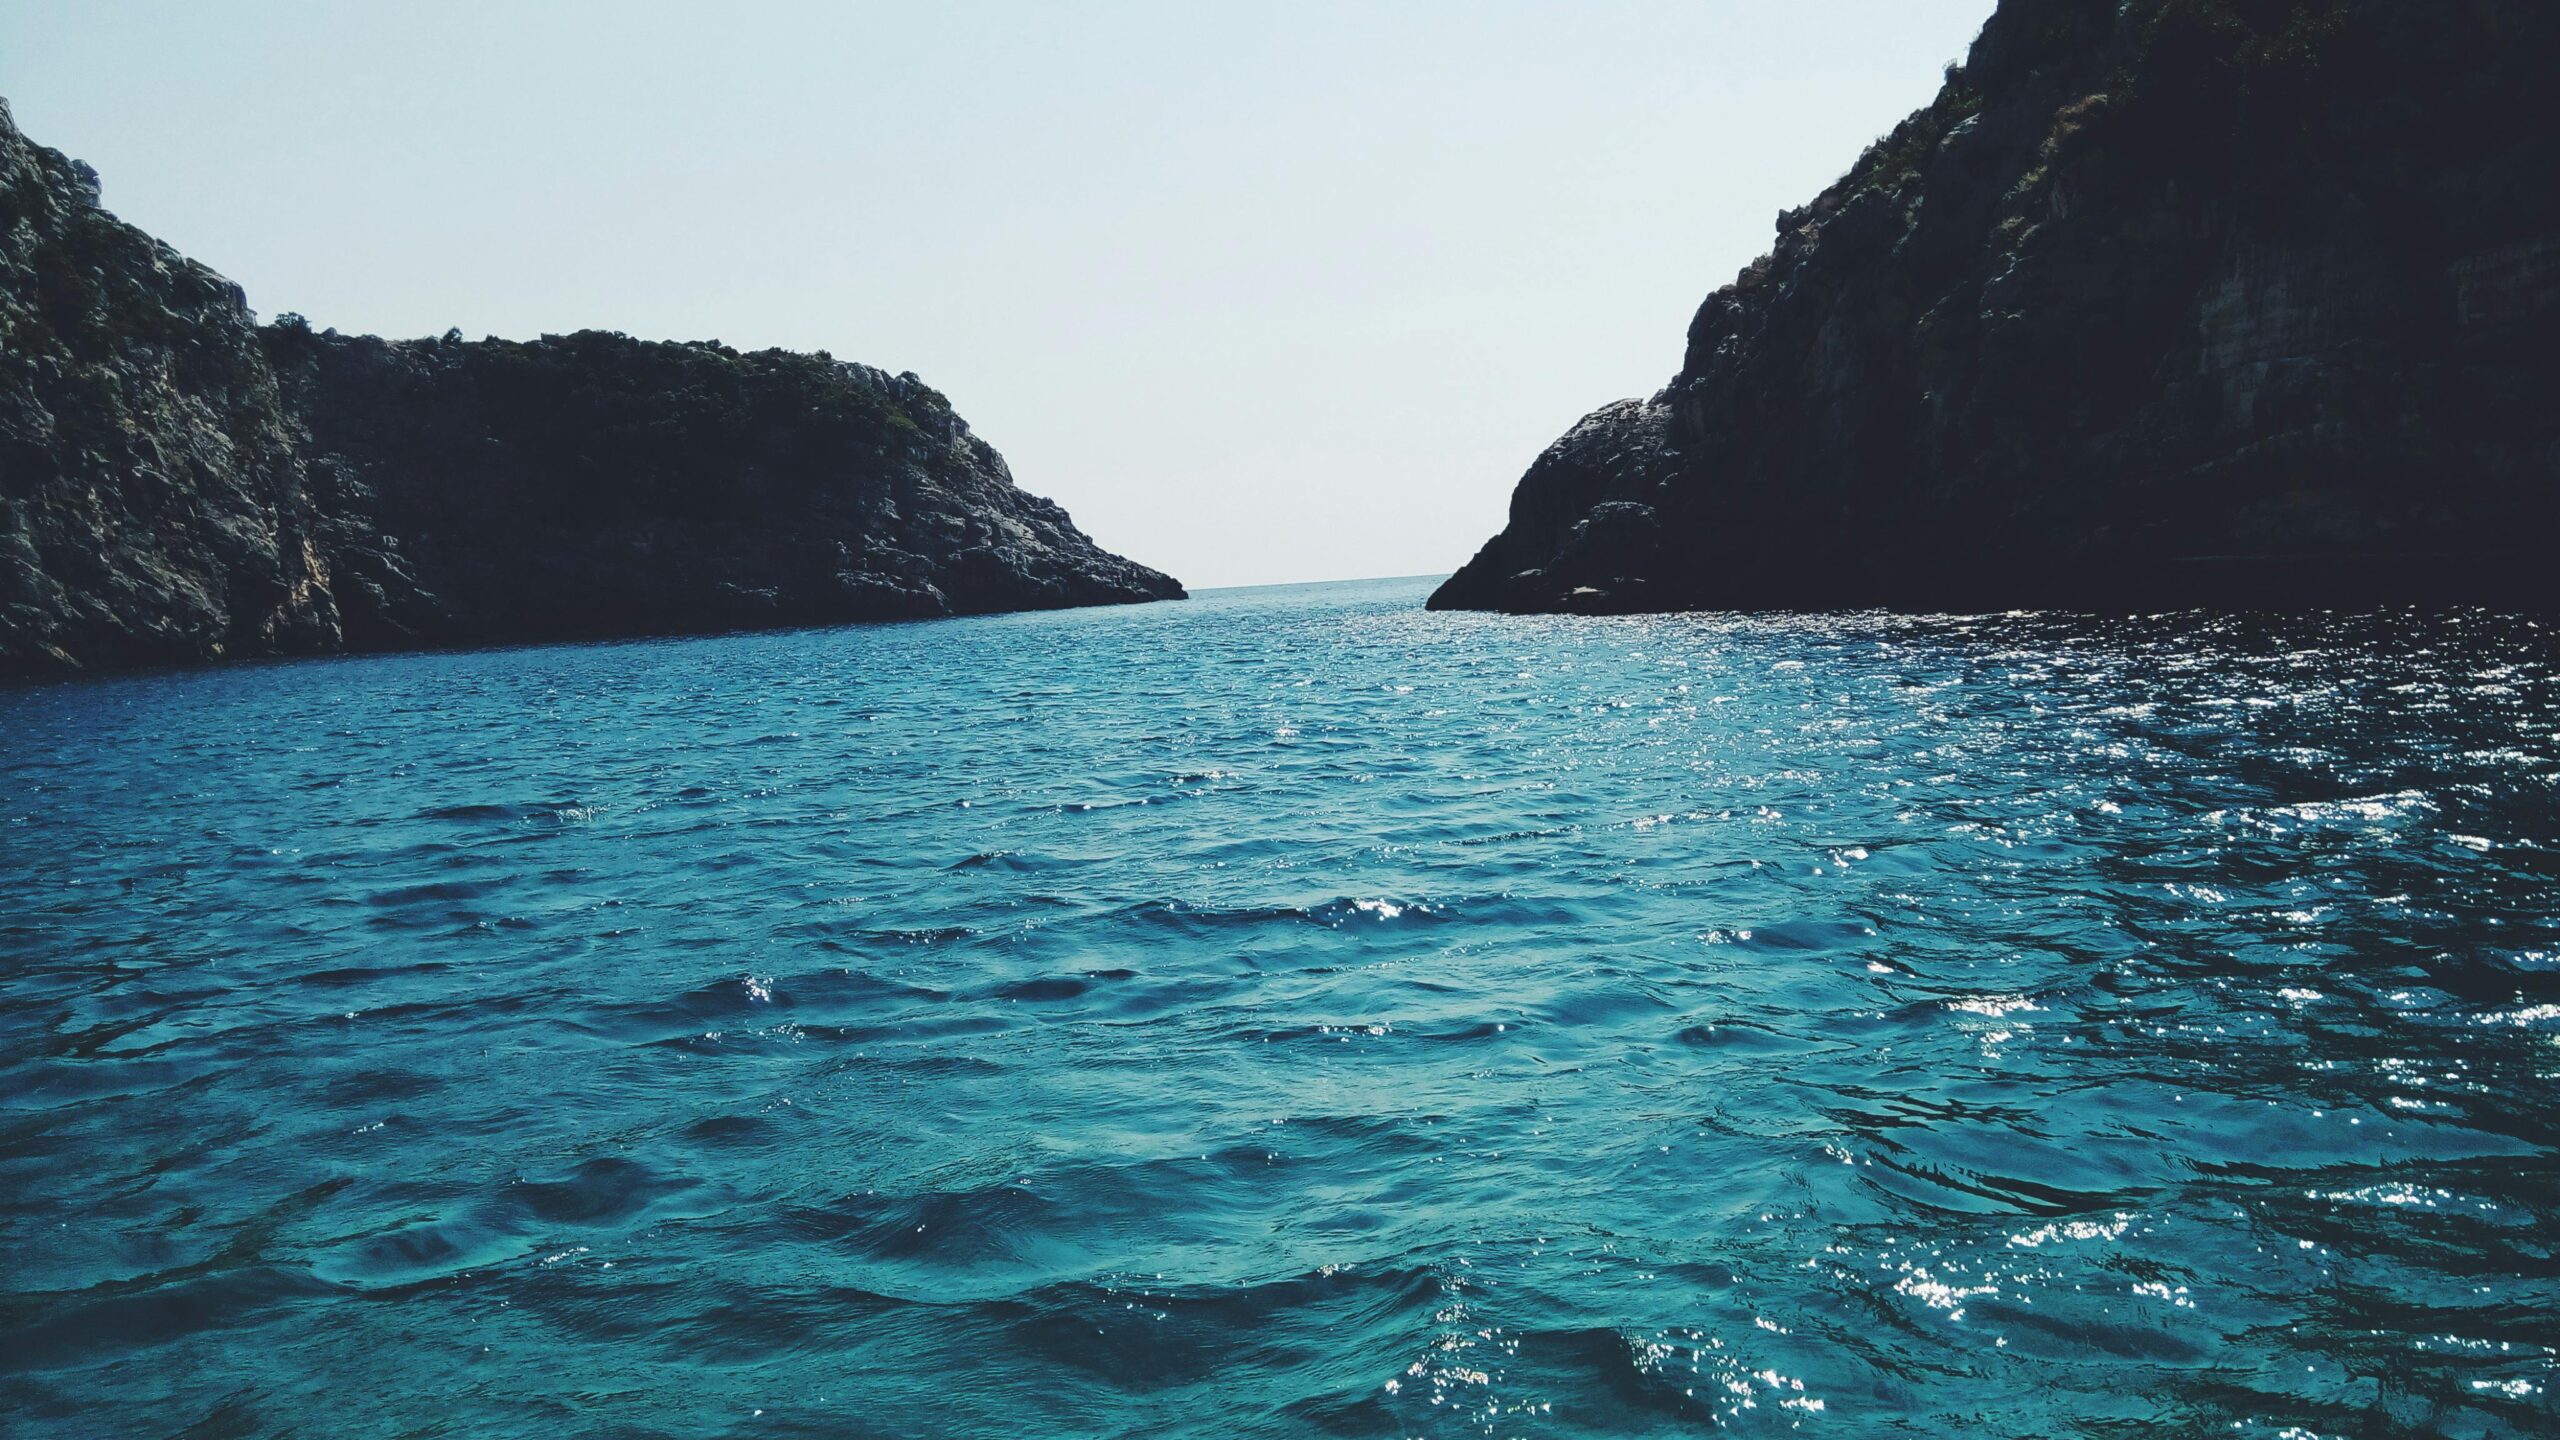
[0,100,337,672]
[1433,0,2560,614]
[0,101,1179,678]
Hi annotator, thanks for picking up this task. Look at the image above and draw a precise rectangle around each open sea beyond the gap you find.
[2,575,2557,1438]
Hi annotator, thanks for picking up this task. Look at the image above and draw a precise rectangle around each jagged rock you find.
[0,100,1179,677]
[0,99,338,672]
[1434,0,2560,614]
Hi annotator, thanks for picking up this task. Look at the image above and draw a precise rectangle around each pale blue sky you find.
[3,1,1992,588]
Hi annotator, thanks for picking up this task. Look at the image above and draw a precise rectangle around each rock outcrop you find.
[1433,0,2560,614]
[265,328,1183,652]
[0,100,1179,677]
[0,102,338,672]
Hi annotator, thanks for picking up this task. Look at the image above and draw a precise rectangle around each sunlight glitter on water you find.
[2,578,2558,1436]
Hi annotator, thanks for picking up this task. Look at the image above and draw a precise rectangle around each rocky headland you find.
[1433,0,2560,614]
[0,99,1179,677]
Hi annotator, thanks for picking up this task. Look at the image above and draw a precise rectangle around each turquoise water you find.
[3,575,2557,1438]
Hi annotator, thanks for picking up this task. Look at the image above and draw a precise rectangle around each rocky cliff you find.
[0,100,1179,677]
[265,328,1183,652]
[1433,0,2560,614]
[0,102,339,672]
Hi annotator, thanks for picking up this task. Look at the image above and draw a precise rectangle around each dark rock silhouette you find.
[268,328,1183,652]
[1434,0,2560,615]
[0,100,1179,677]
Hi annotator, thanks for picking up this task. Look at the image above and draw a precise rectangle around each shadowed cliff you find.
[266,327,1183,653]
[1433,0,2560,615]
[0,100,1179,677]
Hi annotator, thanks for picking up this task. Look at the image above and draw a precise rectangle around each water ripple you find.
[3,579,2558,1436]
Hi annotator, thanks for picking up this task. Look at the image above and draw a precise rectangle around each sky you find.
[2,1,1994,589]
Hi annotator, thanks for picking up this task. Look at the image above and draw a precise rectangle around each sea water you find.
[2,576,2555,1437]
